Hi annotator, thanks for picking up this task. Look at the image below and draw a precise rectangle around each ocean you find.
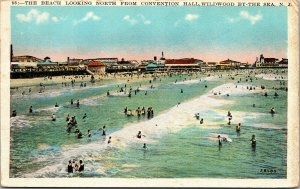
[9,69,287,178]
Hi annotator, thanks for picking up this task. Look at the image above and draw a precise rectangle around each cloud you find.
[74,12,101,25]
[51,16,60,22]
[227,11,262,25]
[185,14,199,21]
[174,14,199,26]
[174,20,181,27]
[139,15,151,25]
[240,11,262,25]
[123,15,137,25]
[227,17,240,23]
[16,9,49,24]
[123,15,151,25]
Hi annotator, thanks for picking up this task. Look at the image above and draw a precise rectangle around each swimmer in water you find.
[55,103,59,107]
[76,100,80,108]
[12,110,17,117]
[29,106,33,113]
[200,118,204,124]
[77,130,83,139]
[70,99,73,105]
[108,136,112,144]
[218,135,222,146]
[66,114,70,122]
[143,143,147,149]
[218,135,228,145]
[250,134,256,147]
[270,107,275,114]
[82,113,87,120]
[102,126,106,136]
[236,123,241,132]
[51,113,56,121]
[74,128,79,134]
[87,129,91,138]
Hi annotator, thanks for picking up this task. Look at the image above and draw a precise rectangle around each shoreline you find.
[10,73,158,88]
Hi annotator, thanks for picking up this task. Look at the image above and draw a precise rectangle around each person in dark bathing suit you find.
[102,126,106,136]
[200,118,204,124]
[270,107,275,114]
[77,130,83,139]
[218,135,222,146]
[227,111,232,117]
[137,131,145,139]
[195,113,200,120]
[67,160,73,173]
[66,114,70,122]
[143,143,147,149]
[51,114,56,121]
[236,123,241,132]
[251,135,256,147]
[12,110,17,117]
[29,106,33,113]
[78,160,84,172]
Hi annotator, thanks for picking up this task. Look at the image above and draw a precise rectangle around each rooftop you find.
[165,58,200,65]
[88,61,105,67]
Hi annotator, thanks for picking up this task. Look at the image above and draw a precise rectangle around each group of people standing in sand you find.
[124,106,154,119]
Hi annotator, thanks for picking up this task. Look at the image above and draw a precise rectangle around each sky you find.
[11,6,288,63]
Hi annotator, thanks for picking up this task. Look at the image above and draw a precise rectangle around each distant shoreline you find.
[10,68,288,88]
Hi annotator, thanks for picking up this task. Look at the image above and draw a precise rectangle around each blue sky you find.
[11,6,287,62]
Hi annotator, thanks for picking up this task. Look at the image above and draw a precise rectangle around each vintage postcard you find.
[0,0,299,187]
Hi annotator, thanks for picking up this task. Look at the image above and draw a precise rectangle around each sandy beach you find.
[10,73,159,88]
